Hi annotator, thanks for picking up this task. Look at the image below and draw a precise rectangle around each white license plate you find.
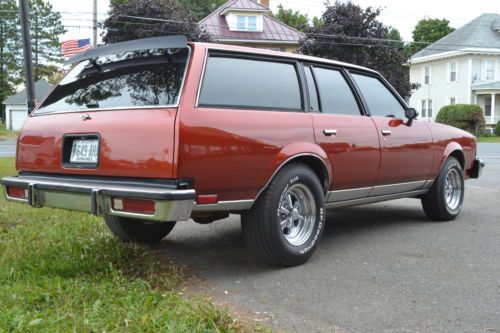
[70,139,99,164]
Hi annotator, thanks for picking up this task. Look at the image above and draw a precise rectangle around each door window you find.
[352,73,406,119]
[313,67,361,116]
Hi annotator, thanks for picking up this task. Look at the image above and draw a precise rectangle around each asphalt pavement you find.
[0,138,16,157]
[1,137,499,332]
[155,144,500,333]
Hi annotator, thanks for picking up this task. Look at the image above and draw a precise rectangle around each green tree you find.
[103,0,210,44]
[270,4,309,31]
[0,0,22,111]
[29,0,66,82]
[177,0,226,21]
[409,18,454,54]
[299,1,417,99]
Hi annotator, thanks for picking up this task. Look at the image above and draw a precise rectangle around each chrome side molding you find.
[193,199,254,212]
[325,189,428,209]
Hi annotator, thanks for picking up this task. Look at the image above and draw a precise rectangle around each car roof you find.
[189,42,379,75]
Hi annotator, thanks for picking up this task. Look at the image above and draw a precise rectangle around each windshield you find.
[36,48,189,114]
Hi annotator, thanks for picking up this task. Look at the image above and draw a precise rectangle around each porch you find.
[472,81,500,129]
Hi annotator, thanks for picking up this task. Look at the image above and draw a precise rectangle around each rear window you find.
[198,55,302,111]
[36,48,189,114]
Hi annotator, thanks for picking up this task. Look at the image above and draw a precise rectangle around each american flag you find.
[61,39,91,58]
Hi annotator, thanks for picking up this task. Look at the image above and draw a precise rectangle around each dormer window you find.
[236,15,257,31]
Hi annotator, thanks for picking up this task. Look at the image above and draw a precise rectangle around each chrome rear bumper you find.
[1,174,196,222]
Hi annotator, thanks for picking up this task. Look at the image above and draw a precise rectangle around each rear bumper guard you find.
[1,175,196,222]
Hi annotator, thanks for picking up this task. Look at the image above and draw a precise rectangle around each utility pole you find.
[93,0,98,47]
[19,0,36,114]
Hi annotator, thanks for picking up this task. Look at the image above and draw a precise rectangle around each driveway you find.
[155,144,500,333]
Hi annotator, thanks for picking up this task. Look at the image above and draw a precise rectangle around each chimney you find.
[259,0,270,9]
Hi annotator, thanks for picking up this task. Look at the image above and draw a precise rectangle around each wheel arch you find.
[436,142,466,178]
[254,145,332,203]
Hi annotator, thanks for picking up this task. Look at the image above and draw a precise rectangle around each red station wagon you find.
[2,36,485,266]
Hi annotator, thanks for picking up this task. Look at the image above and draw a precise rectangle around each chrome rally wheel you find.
[279,184,316,247]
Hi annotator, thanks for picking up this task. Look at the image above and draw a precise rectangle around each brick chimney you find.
[259,0,270,9]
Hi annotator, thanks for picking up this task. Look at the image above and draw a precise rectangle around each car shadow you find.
[151,200,430,275]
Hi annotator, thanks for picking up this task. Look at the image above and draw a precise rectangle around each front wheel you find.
[421,156,464,221]
[104,215,176,243]
[241,163,325,267]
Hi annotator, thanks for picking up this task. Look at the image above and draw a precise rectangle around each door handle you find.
[381,130,392,136]
[323,129,338,136]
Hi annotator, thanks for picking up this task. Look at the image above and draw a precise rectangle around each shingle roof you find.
[199,0,304,43]
[2,80,52,105]
[412,13,500,60]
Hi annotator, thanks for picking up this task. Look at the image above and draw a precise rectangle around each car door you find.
[349,72,433,195]
[306,64,380,202]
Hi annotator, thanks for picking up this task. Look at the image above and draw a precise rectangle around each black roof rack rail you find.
[64,35,188,65]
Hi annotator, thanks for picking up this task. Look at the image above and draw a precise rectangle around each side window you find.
[303,66,320,112]
[313,67,361,116]
[352,73,406,118]
[198,56,302,111]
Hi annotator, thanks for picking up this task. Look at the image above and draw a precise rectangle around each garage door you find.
[11,109,28,131]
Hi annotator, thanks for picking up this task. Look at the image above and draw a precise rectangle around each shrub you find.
[495,121,500,136]
[435,104,485,136]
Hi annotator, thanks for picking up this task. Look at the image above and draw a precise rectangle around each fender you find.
[254,142,332,201]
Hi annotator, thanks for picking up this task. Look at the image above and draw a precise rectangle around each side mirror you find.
[405,108,418,127]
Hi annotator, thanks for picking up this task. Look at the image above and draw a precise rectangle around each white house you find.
[409,13,500,132]
[2,80,52,131]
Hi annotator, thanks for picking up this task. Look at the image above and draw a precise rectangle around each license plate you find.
[70,139,99,164]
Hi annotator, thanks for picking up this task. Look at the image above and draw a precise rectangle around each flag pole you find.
[93,0,98,47]
[19,0,36,114]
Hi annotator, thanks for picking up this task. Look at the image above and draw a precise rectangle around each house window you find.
[450,97,456,105]
[421,99,433,118]
[486,60,495,80]
[236,15,257,31]
[450,62,457,82]
[424,66,430,85]
[485,98,492,116]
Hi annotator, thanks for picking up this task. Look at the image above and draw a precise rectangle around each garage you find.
[10,109,28,131]
[2,80,52,131]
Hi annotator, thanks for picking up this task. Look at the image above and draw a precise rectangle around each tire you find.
[104,215,176,243]
[241,163,325,267]
[421,156,464,221]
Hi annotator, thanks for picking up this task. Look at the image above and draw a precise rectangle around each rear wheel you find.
[104,215,176,243]
[241,163,325,267]
[421,156,464,221]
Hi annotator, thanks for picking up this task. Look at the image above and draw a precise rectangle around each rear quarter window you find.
[198,55,302,111]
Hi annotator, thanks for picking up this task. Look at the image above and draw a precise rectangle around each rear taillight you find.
[6,186,28,200]
[112,198,155,215]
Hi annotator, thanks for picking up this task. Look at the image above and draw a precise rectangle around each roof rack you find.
[64,35,188,65]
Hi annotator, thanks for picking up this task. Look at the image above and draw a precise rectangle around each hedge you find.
[435,104,485,135]
[495,121,500,136]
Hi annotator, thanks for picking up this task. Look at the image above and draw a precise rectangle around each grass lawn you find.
[0,123,18,139]
[0,157,252,332]
[477,136,500,143]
